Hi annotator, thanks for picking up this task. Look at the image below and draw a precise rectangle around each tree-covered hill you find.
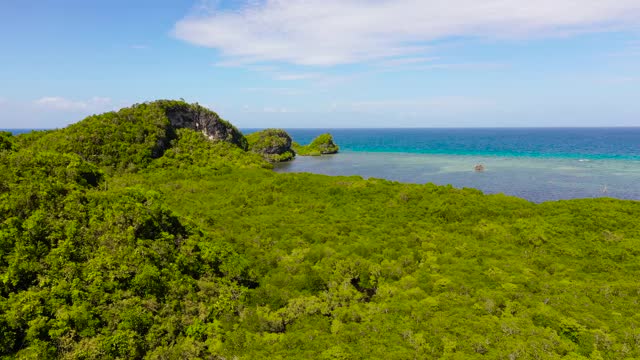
[23,100,248,172]
[1,101,639,359]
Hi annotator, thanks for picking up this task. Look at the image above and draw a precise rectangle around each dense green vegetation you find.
[246,129,295,162]
[0,132,15,152]
[24,100,247,173]
[293,133,339,156]
[1,101,639,359]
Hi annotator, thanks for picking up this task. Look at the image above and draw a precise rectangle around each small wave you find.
[578,159,591,162]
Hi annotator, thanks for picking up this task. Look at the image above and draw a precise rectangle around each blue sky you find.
[1,0,639,128]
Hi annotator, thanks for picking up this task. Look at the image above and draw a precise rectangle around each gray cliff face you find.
[160,102,248,150]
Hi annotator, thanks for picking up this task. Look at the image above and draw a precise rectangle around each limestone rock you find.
[156,100,248,150]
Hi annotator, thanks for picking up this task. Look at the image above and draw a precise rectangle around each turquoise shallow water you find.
[262,128,640,203]
[274,152,640,202]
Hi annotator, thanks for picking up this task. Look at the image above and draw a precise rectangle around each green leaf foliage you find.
[0,132,15,152]
[1,101,639,359]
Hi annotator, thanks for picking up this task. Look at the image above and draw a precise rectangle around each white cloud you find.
[34,96,113,112]
[174,0,640,66]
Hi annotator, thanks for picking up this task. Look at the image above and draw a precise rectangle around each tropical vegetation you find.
[1,100,639,359]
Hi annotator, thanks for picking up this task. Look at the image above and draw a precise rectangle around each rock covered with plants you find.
[157,100,248,151]
[246,128,295,162]
[293,133,339,156]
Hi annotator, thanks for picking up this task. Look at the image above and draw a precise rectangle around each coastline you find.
[8,127,639,202]
[275,151,640,203]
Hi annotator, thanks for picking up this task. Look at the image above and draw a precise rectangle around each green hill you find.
[1,101,639,359]
[24,100,249,172]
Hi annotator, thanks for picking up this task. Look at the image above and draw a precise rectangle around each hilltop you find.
[1,101,639,359]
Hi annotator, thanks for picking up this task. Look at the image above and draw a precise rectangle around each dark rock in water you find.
[246,129,295,162]
[474,164,485,172]
[293,133,340,156]
[157,100,248,150]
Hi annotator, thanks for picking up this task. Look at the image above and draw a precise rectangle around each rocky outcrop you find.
[293,133,339,156]
[246,129,295,162]
[155,100,248,150]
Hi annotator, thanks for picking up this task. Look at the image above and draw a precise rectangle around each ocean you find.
[6,128,640,203]
[257,128,640,203]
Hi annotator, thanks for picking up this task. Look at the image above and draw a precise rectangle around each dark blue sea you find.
[276,128,640,160]
[244,128,640,203]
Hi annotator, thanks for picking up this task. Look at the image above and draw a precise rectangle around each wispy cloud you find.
[243,87,304,96]
[272,72,321,81]
[376,56,439,67]
[130,44,150,50]
[607,40,640,57]
[34,96,113,112]
[262,106,295,113]
[213,61,324,82]
[174,0,640,66]
[416,62,508,71]
[343,96,497,114]
[239,104,298,114]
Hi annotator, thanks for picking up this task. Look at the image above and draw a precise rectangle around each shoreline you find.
[330,149,640,162]
[275,151,640,203]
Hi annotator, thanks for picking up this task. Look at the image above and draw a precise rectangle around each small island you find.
[292,133,340,156]
[246,128,296,162]
[246,130,340,162]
